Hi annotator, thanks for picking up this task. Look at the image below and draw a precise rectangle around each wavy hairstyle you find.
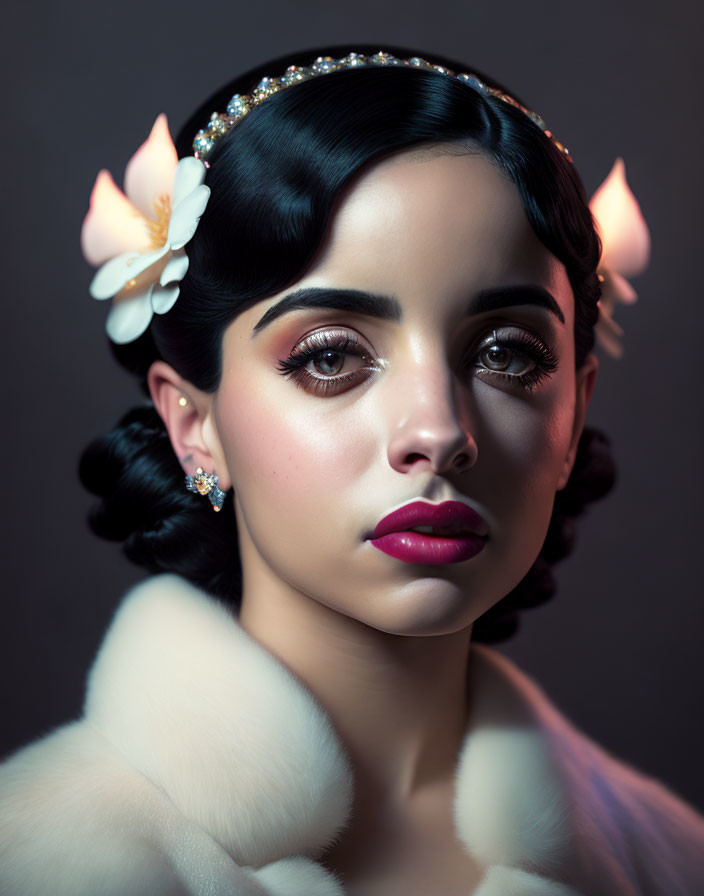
[80,44,617,642]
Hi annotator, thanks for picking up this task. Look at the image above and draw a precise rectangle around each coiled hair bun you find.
[79,405,241,599]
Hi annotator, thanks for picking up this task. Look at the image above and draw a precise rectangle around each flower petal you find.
[159,249,189,286]
[105,286,154,344]
[89,246,168,300]
[589,158,651,278]
[600,268,638,307]
[167,185,211,250]
[124,113,178,221]
[171,157,207,207]
[151,282,181,315]
[594,309,625,359]
[81,170,152,265]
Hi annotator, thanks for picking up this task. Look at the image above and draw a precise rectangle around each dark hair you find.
[80,44,617,642]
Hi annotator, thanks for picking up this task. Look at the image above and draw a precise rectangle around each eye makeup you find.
[276,322,560,398]
[276,328,382,397]
[469,327,559,393]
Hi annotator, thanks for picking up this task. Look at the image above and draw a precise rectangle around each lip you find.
[367,500,488,566]
[370,500,488,539]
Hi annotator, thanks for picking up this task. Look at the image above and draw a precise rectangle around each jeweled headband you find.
[191,51,573,163]
[81,49,650,350]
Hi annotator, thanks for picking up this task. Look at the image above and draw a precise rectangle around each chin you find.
[339,578,491,638]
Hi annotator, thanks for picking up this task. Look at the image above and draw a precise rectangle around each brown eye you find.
[468,329,559,393]
[478,344,534,377]
[277,329,381,396]
[311,349,353,377]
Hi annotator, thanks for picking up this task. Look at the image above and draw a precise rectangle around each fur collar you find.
[82,575,704,895]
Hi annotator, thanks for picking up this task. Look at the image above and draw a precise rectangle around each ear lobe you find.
[147,361,232,491]
[556,353,599,491]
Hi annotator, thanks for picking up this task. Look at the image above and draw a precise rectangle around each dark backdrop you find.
[2,0,702,811]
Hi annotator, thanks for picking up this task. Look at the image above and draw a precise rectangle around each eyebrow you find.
[251,283,565,336]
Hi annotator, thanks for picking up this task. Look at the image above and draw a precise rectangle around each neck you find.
[237,570,473,813]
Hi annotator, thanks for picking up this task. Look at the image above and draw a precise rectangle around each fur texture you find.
[1,574,702,895]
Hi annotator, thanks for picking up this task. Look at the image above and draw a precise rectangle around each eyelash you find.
[276,331,379,396]
[471,330,559,392]
[277,328,558,396]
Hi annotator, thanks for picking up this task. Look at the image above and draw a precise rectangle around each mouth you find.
[403,524,482,537]
[366,500,488,565]
[368,499,489,540]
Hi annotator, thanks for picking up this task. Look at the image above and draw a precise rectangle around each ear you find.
[556,353,599,491]
[147,360,232,491]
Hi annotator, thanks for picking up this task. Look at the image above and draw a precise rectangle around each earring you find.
[178,395,188,407]
[185,467,227,512]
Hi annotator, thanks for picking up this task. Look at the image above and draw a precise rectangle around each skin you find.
[149,146,598,890]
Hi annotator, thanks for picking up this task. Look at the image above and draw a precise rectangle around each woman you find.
[1,45,702,895]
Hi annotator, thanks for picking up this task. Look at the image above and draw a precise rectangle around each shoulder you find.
[0,575,348,896]
[464,644,704,895]
[0,720,190,894]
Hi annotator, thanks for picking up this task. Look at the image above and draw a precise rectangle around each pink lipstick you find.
[368,500,488,565]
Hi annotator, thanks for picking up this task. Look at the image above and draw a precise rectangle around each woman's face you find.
[208,147,597,636]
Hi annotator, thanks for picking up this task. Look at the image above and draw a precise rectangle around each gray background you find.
[2,0,702,812]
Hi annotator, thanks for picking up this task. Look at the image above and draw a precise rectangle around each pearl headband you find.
[81,51,650,352]
[192,51,573,163]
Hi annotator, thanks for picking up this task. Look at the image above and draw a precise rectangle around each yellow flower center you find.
[146,194,172,249]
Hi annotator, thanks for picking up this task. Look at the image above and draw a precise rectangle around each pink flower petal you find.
[594,310,625,359]
[105,286,154,344]
[589,158,651,278]
[167,184,211,250]
[124,113,178,221]
[601,268,638,307]
[80,170,152,265]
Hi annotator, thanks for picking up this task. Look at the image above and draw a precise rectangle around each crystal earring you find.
[185,467,227,512]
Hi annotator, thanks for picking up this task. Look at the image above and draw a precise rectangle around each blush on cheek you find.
[216,379,351,518]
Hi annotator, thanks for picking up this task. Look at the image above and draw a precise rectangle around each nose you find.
[385,361,478,476]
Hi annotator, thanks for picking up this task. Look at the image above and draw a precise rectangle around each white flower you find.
[588,158,651,359]
[80,114,210,344]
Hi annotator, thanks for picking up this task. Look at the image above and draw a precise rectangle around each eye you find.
[277,329,381,396]
[471,329,559,392]
[312,351,344,375]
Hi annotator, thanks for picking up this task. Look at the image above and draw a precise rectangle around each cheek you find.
[475,378,575,545]
[214,375,371,541]
[448,382,574,608]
